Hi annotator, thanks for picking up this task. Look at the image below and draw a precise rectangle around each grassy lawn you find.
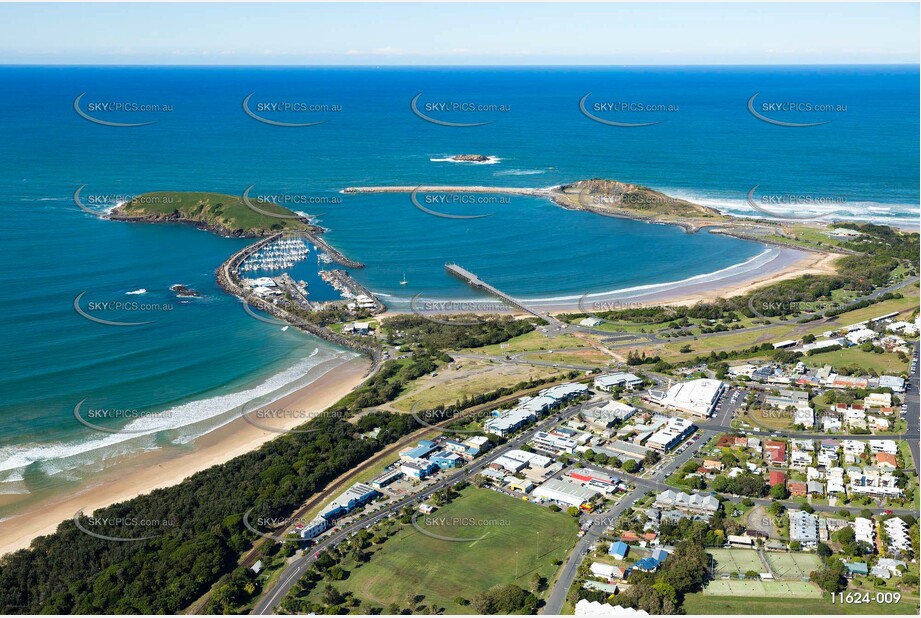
[745,408,794,431]
[325,487,579,613]
[635,294,920,363]
[520,349,612,366]
[470,331,591,356]
[802,348,909,374]
[389,360,565,412]
[683,592,920,615]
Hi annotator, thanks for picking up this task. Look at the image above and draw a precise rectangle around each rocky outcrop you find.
[451,154,490,162]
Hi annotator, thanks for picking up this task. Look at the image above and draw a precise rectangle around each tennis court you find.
[708,548,764,576]
[703,579,821,598]
[765,551,822,579]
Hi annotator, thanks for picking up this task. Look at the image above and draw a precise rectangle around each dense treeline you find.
[0,314,540,614]
[382,314,536,351]
[326,354,440,414]
[0,412,419,614]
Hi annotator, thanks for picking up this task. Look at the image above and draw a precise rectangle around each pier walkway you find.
[444,263,562,327]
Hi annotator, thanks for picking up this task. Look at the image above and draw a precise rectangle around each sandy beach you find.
[0,356,369,557]
[638,250,841,307]
[380,244,841,317]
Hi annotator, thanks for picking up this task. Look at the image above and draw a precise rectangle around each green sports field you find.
[708,548,765,576]
[765,551,823,579]
[684,592,920,615]
[326,487,580,613]
[702,579,821,598]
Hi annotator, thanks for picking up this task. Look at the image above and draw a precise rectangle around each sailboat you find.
[400,272,408,286]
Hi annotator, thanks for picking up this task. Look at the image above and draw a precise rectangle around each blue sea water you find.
[0,66,917,495]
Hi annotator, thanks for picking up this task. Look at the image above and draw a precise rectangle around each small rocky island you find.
[170,284,201,298]
[450,154,491,162]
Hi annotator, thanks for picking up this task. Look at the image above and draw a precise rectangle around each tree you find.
[768,501,785,517]
[810,559,848,594]
[472,584,537,615]
[322,584,344,606]
[622,460,639,473]
[567,506,581,518]
[770,483,790,500]
[790,541,802,551]
[816,542,832,558]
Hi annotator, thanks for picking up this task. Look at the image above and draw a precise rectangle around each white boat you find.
[400,273,408,286]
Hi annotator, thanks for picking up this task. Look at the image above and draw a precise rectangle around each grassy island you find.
[109,191,310,237]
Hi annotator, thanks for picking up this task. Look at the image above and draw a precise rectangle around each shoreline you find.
[0,355,369,557]
[376,246,841,315]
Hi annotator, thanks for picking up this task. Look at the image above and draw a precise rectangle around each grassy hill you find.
[551,179,728,230]
[110,191,309,236]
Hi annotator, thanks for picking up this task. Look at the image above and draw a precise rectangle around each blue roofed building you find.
[633,557,660,573]
[430,450,463,469]
[402,441,438,461]
[318,483,380,521]
[609,541,629,560]
[400,459,439,479]
[651,548,670,563]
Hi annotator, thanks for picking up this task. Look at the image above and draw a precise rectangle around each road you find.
[252,401,591,615]
[902,341,919,468]
[540,371,921,615]
[254,336,921,614]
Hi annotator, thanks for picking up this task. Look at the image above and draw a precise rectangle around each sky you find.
[0,2,918,65]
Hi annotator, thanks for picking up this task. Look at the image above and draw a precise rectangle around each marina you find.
[238,237,310,272]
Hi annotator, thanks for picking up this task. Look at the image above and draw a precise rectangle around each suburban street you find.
[253,335,919,615]
[252,402,591,614]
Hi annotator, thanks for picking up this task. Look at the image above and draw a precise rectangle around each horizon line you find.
[2,62,919,68]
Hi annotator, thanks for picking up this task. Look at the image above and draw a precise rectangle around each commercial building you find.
[657,379,725,418]
[646,417,696,452]
[585,401,637,427]
[370,468,404,489]
[531,431,578,455]
[401,440,437,461]
[484,408,536,437]
[319,483,380,521]
[533,478,600,507]
[541,382,590,401]
[299,516,329,540]
[594,373,644,392]
[400,459,439,480]
[430,450,463,469]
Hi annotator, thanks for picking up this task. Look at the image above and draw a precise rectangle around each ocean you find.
[0,65,917,499]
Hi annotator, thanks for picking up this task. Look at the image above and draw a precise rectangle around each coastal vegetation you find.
[382,314,537,352]
[0,314,545,615]
[0,413,416,614]
[111,191,310,236]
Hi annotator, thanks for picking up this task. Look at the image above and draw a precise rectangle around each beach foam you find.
[0,348,354,486]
